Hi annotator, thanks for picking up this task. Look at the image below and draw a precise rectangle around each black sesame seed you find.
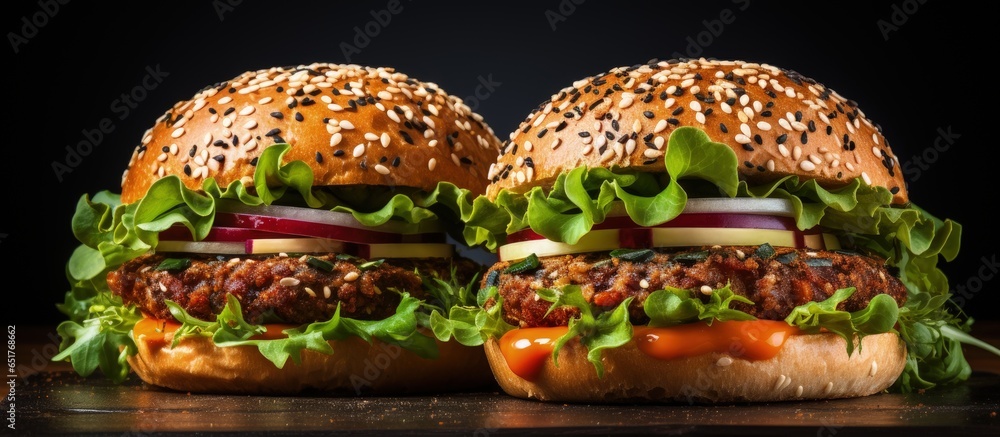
[223,107,235,116]
[776,134,787,144]
[742,144,755,151]
[744,161,754,168]
[800,132,808,144]
[333,149,345,157]
[265,128,281,137]
[270,112,283,119]
[808,120,816,132]
[672,107,683,116]
[399,131,414,144]
[537,128,548,138]
[760,110,772,117]
[720,123,729,134]
[612,120,620,131]
[380,156,388,163]
[161,146,169,153]
[250,157,259,166]
[315,152,323,163]
[392,156,400,167]
[188,145,197,157]
[510,143,518,155]
[213,140,226,147]
[295,112,304,122]
[208,108,217,115]
[213,155,225,162]
[643,110,655,119]
[704,108,713,116]
[794,111,803,122]
[578,131,591,138]
[605,131,615,141]
[667,118,679,125]
[754,134,762,145]
[890,187,900,194]
[183,164,192,176]
[826,126,833,135]
[555,121,568,132]
[524,157,534,168]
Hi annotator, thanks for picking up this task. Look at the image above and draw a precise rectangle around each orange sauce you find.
[133,317,297,348]
[497,321,800,381]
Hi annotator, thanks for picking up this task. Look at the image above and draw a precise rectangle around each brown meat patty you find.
[108,253,481,325]
[483,245,907,328]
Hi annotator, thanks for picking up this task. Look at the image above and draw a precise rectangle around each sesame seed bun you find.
[120,63,503,204]
[129,330,493,395]
[484,332,906,403]
[485,58,907,205]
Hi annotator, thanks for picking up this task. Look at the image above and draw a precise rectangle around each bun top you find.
[120,63,503,204]
[485,58,908,205]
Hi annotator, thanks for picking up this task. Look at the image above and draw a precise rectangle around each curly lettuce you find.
[456,125,988,393]
[54,143,483,383]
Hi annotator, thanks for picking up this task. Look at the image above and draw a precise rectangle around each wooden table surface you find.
[8,322,1000,436]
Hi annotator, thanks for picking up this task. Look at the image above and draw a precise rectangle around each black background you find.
[2,1,994,327]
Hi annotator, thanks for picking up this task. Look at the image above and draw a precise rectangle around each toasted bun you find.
[486,58,907,205]
[129,328,495,395]
[484,332,906,403]
[120,63,503,204]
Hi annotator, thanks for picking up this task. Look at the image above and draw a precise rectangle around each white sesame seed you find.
[239,106,255,116]
[739,94,750,107]
[654,119,668,133]
[304,287,317,297]
[870,361,878,377]
[740,123,752,137]
[428,139,438,148]
[339,120,355,130]
[323,286,332,299]
[861,171,871,185]
[809,154,822,165]
[824,382,834,395]
[380,132,390,148]
[280,277,300,287]
[720,102,732,114]
[375,164,390,175]
[243,120,257,130]
[222,117,233,128]
[664,98,675,109]
[716,356,734,367]
[700,285,713,295]
[218,96,233,105]
[792,145,802,160]
[364,132,379,142]
[774,375,787,391]
[639,279,650,289]
[757,121,772,131]
[344,271,359,282]
[695,112,706,124]
[735,134,751,144]
[800,160,816,172]
[766,159,775,171]
[428,158,437,171]
[352,144,365,157]
[171,127,185,138]
[872,147,882,158]
[778,118,792,131]
[689,101,702,112]
[330,133,343,147]
[581,144,593,155]
[524,141,534,152]
[795,385,804,397]
[551,138,561,150]
[846,162,856,172]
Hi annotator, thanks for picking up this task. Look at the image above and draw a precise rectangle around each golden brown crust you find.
[129,329,495,395]
[120,63,503,204]
[484,332,906,403]
[486,58,907,205]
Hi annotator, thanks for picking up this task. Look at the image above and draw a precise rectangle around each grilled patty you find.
[483,245,907,328]
[108,254,481,324]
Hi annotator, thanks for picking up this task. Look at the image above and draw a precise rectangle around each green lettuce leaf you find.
[55,143,480,382]
[463,124,982,392]
[783,288,899,355]
[537,285,634,377]
[644,284,756,327]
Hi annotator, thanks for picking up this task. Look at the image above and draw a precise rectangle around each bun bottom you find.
[129,330,495,395]
[484,332,906,403]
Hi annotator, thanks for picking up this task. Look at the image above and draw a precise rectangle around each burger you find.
[53,63,504,394]
[459,58,988,403]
